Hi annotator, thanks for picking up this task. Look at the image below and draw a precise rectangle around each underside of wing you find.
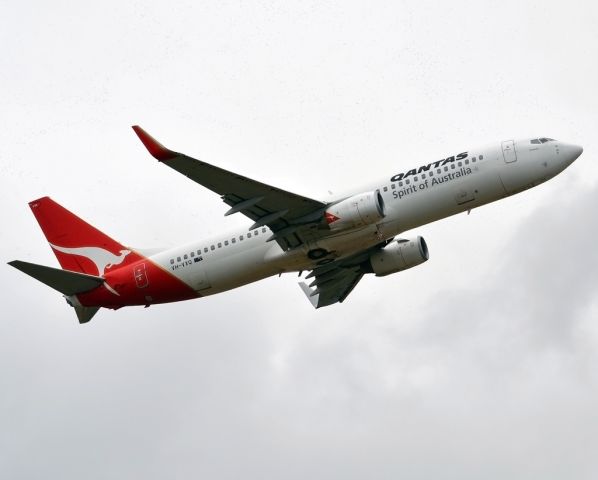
[300,269,364,308]
[132,126,327,250]
[299,242,388,308]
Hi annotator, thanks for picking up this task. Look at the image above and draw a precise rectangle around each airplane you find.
[8,127,583,323]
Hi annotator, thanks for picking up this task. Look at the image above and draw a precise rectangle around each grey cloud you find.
[2,1,598,479]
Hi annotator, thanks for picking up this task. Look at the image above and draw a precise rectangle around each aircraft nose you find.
[563,143,583,163]
[571,144,583,159]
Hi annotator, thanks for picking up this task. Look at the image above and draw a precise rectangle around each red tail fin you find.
[29,197,137,276]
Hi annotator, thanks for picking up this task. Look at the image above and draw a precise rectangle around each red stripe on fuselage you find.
[77,256,199,308]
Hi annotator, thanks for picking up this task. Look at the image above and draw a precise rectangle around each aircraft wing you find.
[299,268,364,308]
[298,242,387,308]
[132,126,327,250]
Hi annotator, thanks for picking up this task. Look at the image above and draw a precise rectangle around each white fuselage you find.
[148,138,581,296]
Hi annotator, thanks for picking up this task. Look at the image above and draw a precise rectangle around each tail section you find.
[28,197,135,276]
[11,196,199,322]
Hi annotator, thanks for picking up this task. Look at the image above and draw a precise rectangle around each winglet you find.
[299,282,319,308]
[131,125,179,161]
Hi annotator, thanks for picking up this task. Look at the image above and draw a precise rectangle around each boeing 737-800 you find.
[9,127,583,323]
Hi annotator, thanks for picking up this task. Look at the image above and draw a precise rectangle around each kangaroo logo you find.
[49,244,132,276]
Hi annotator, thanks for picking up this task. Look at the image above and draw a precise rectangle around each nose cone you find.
[571,144,583,159]
[563,143,583,164]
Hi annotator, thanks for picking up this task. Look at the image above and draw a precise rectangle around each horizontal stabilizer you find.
[8,260,104,296]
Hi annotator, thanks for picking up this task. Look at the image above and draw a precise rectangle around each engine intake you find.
[325,190,385,232]
[369,236,429,276]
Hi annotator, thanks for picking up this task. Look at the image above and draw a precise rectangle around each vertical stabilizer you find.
[28,197,137,276]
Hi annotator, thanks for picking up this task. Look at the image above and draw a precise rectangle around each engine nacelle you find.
[325,190,385,231]
[369,236,429,276]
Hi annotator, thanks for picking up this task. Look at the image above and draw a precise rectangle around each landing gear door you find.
[502,140,517,163]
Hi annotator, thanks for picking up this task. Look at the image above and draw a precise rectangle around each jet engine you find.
[368,236,429,276]
[325,190,385,231]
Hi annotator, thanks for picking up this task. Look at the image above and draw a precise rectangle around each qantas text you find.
[390,152,468,182]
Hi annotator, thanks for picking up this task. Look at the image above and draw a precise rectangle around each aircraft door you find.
[134,263,149,288]
[502,140,517,163]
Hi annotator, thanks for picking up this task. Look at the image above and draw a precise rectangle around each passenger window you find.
[240,235,244,241]
[479,154,484,160]
[232,238,236,244]
[399,181,403,187]
[224,240,229,246]
[444,166,448,172]
[170,259,174,265]
[458,162,462,167]
[190,251,194,257]
[465,159,469,165]
[247,233,252,238]
[177,256,181,262]
[262,228,267,233]
[217,242,222,248]
[184,254,188,260]
[210,245,215,251]
[414,176,418,182]
[204,247,208,253]
[254,230,258,236]
[383,186,388,192]
[197,250,201,256]
[429,171,433,177]
[391,184,396,189]
[437,169,441,174]
[421,174,426,179]
[472,157,477,162]
[406,179,410,185]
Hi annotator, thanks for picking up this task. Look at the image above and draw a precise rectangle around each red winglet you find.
[132,125,179,161]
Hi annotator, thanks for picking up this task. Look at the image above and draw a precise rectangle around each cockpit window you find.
[530,139,541,144]
[531,137,556,144]
[540,137,555,143]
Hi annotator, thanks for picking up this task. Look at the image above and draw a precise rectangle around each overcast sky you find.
[2,1,598,478]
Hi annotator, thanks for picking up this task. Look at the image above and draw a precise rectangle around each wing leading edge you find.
[132,126,327,250]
